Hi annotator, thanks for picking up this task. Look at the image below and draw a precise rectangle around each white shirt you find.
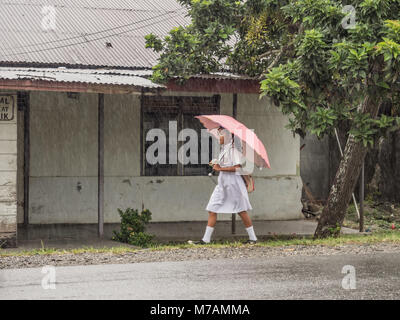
[218,144,246,168]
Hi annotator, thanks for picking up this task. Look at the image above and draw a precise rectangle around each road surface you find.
[1,252,399,300]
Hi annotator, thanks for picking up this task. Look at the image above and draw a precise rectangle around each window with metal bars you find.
[141,95,220,176]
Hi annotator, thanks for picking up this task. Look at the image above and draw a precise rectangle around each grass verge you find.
[1,231,400,257]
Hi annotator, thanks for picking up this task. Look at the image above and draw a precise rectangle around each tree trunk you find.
[314,95,382,238]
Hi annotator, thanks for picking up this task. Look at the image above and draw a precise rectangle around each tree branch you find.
[257,24,303,80]
[257,42,293,80]
[257,49,281,60]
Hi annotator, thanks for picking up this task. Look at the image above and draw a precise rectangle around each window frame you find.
[140,94,221,177]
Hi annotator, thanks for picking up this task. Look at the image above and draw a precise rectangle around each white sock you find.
[246,226,257,241]
[202,226,215,243]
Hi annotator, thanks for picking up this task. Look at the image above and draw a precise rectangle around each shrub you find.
[112,208,154,247]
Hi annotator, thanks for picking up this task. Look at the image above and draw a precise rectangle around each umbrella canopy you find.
[195,115,271,169]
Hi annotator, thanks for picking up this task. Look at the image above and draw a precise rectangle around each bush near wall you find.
[112,208,154,248]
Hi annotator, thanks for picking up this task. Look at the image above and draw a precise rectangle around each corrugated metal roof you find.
[0,66,163,88]
[0,0,190,69]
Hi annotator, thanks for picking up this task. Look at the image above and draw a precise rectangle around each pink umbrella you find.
[195,115,271,169]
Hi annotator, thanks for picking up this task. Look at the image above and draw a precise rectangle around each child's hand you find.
[209,159,219,167]
[213,164,222,171]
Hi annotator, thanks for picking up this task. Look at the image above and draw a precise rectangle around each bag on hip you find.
[241,175,255,193]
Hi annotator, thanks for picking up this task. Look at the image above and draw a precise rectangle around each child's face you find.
[218,128,225,145]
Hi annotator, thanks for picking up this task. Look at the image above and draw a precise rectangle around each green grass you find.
[0,246,141,257]
[2,231,400,257]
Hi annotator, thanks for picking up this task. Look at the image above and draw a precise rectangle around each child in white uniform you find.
[192,127,258,244]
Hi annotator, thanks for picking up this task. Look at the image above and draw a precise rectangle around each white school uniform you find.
[206,143,253,214]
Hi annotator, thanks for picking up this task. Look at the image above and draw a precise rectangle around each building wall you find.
[236,94,302,220]
[29,92,98,224]
[0,93,18,247]
[25,90,302,224]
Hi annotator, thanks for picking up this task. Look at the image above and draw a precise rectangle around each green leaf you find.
[377,81,390,89]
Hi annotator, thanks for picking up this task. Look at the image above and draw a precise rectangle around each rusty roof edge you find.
[0,66,161,83]
[0,78,166,95]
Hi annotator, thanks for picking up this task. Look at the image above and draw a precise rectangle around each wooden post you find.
[98,93,104,238]
[359,161,365,232]
[21,92,30,226]
[140,91,144,176]
[231,93,238,235]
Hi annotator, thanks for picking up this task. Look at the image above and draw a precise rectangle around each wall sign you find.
[0,95,15,121]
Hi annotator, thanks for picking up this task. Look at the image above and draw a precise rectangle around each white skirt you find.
[206,171,253,214]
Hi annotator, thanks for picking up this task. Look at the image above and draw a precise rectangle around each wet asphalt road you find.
[1,252,399,300]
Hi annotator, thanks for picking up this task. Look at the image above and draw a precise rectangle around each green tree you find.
[145,0,400,238]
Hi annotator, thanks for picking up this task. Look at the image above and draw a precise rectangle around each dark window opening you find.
[141,95,220,176]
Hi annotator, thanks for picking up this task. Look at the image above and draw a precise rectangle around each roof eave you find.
[0,78,165,95]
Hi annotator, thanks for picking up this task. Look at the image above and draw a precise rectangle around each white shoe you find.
[187,240,209,245]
